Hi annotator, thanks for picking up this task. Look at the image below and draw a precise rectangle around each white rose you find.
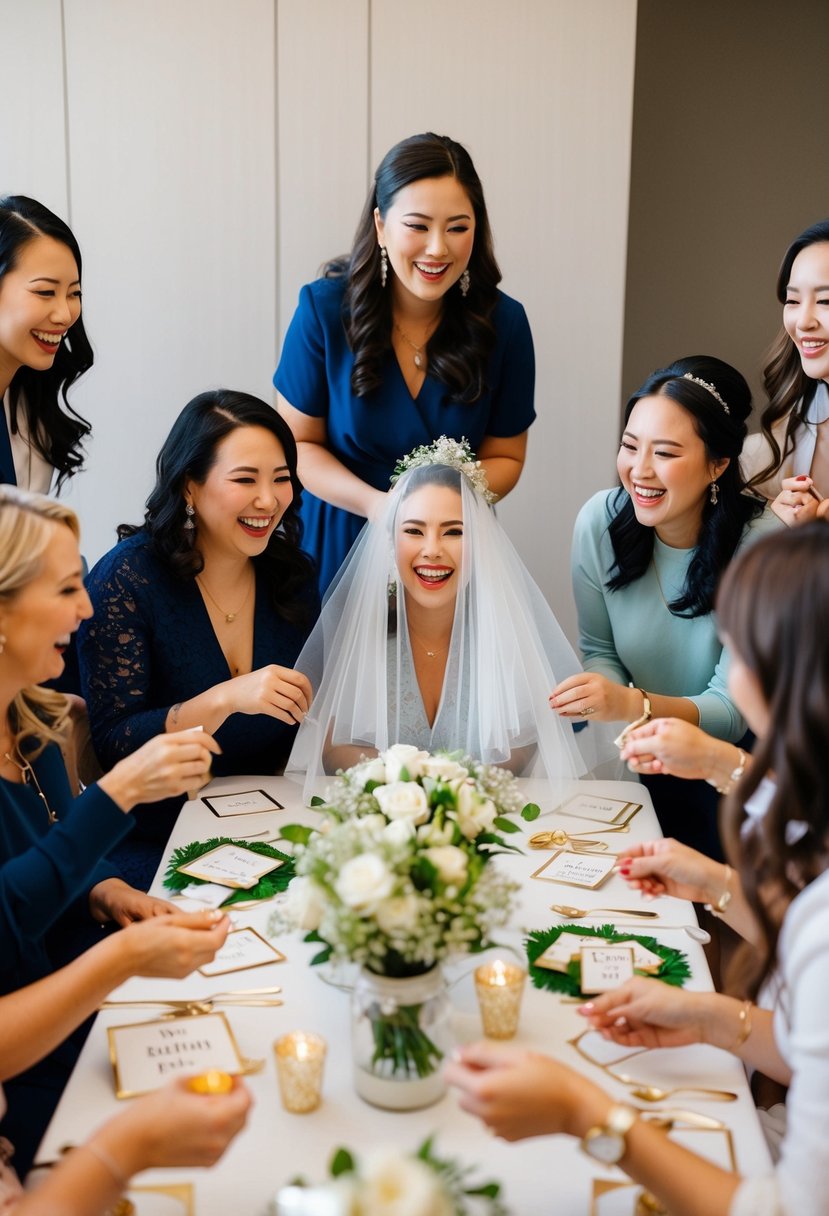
[354,813,387,837]
[335,854,394,913]
[424,845,468,887]
[416,819,455,847]
[360,1152,452,1216]
[420,756,469,783]
[375,893,421,935]
[374,781,430,825]
[383,817,416,846]
[352,756,387,786]
[381,744,430,783]
[453,779,497,839]
[282,875,324,932]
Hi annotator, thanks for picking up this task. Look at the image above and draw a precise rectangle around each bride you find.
[288,438,610,800]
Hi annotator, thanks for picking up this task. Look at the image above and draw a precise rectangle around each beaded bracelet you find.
[706,747,747,796]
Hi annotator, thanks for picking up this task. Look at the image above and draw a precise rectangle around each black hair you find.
[119,389,315,624]
[324,133,501,402]
[606,355,764,617]
[747,218,829,492]
[0,195,92,488]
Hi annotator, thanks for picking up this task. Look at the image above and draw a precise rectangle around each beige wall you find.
[2,0,638,644]
[622,0,829,418]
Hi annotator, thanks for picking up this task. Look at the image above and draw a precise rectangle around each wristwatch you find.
[580,1103,638,1164]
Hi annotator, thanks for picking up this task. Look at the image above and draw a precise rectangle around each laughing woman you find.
[0,196,92,492]
[550,356,779,856]
[78,391,317,889]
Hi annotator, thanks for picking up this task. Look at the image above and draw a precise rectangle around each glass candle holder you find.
[274,1031,327,1113]
[474,959,526,1039]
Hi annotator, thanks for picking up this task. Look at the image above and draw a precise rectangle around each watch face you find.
[585,1129,624,1165]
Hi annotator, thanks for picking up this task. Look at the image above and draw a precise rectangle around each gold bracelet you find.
[707,746,747,796]
[81,1141,129,1190]
[703,862,733,918]
[733,999,753,1050]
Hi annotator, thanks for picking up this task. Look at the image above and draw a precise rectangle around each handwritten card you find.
[202,789,283,817]
[580,945,635,994]
[531,850,618,889]
[535,935,606,972]
[555,793,642,825]
[176,843,284,889]
[198,927,286,977]
[107,1012,245,1098]
[177,882,230,909]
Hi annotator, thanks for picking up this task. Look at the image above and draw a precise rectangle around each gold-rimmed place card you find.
[203,789,284,817]
[108,1012,247,1098]
[126,1184,194,1216]
[198,927,287,977]
[580,945,635,994]
[555,793,642,825]
[531,849,619,890]
[176,843,284,889]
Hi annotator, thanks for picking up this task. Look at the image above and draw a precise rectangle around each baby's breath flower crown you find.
[390,436,497,504]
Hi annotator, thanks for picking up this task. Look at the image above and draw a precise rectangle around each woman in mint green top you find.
[551,355,779,856]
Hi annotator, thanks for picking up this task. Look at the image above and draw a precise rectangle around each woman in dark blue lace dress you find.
[77,390,318,889]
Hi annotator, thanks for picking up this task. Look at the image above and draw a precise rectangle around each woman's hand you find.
[93,1077,252,1174]
[98,728,221,812]
[578,977,707,1050]
[616,837,726,903]
[88,880,176,927]
[222,665,312,725]
[120,910,231,976]
[549,673,639,722]
[770,475,824,526]
[445,1042,590,1141]
[619,717,738,782]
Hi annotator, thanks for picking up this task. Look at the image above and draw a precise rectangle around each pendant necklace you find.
[197,569,253,624]
[394,318,438,370]
[408,628,445,660]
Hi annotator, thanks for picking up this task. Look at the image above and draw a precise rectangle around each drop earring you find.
[183,503,196,530]
[459,269,470,298]
[709,481,719,506]
[380,246,388,288]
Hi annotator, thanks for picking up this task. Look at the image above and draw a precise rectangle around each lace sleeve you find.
[78,547,170,767]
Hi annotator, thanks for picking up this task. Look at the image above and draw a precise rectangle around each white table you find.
[37,777,771,1214]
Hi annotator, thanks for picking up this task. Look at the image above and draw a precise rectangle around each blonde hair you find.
[0,487,80,756]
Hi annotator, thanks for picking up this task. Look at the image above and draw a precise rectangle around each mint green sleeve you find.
[571,495,631,686]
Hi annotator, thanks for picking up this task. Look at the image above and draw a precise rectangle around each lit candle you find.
[186,1069,234,1095]
[474,959,527,1039]
[274,1031,327,1113]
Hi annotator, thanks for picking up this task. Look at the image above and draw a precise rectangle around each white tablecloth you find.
[36,776,771,1214]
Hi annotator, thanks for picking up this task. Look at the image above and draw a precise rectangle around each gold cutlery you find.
[550,903,659,919]
[610,1075,738,1102]
[529,830,607,852]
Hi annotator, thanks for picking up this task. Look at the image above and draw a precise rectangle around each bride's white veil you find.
[287,456,615,803]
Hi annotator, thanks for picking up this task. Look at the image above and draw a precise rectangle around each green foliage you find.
[162,838,295,907]
[525,923,692,998]
[521,802,541,821]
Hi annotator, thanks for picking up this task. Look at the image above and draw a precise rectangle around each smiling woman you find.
[550,356,779,856]
[0,196,93,492]
[77,390,319,889]
[275,132,535,594]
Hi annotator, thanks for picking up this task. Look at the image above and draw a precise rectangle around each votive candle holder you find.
[474,959,527,1039]
[274,1031,327,1113]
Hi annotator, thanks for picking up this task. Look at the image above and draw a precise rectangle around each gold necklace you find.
[650,559,672,611]
[408,627,446,660]
[3,747,58,823]
[394,318,438,370]
[196,569,254,624]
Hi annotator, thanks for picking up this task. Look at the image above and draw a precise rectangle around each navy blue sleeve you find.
[274,282,332,419]
[483,295,536,438]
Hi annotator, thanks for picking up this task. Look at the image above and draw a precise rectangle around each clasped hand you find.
[549,672,637,722]
[226,664,312,725]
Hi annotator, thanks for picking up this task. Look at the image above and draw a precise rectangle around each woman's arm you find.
[163,665,312,737]
[477,431,527,499]
[277,397,386,520]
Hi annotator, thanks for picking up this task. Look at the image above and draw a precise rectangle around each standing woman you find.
[275,132,535,592]
[743,218,829,522]
[0,196,92,491]
[550,356,779,857]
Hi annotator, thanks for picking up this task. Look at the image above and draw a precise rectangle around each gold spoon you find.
[550,903,659,919]
[612,1075,738,1102]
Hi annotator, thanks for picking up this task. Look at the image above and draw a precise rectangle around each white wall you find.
[3,0,637,642]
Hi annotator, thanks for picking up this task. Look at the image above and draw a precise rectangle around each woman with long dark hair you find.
[448,523,829,1215]
[78,390,318,888]
[0,196,92,491]
[275,132,535,592]
[550,355,778,856]
[743,218,829,523]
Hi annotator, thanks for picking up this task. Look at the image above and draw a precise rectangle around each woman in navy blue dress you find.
[78,391,317,889]
[275,132,535,593]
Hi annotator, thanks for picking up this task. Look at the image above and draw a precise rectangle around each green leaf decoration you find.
[521,802,541,821]
[163,837,296,907]
[310,795,326,807]
[492,815,521,834]
[329,1148,355,1177]
[278,823,313,846]
[525,923,691,998]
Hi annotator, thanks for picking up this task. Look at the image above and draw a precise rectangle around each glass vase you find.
[351,966,452,1110]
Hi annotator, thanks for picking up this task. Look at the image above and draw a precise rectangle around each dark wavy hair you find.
[0,195,93,488]
[606,356,764,618]
[118,390,315,624]
[747,218,829,493]
[324,132,502,402]
[718,523,829,998]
